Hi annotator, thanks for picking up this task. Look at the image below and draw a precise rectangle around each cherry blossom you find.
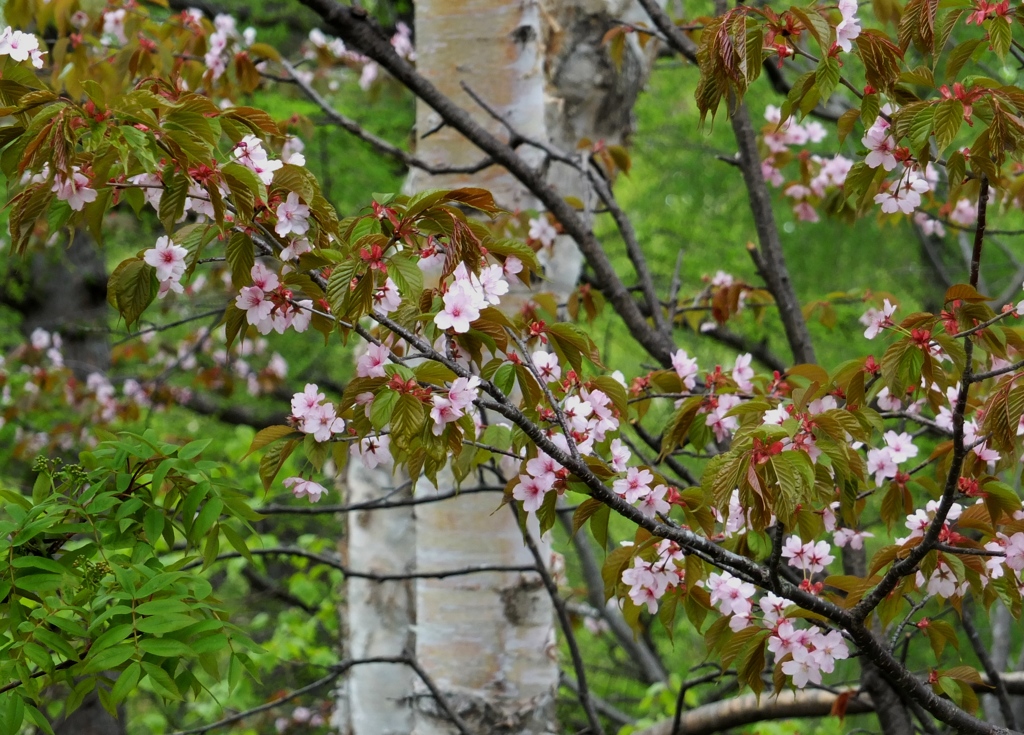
[372,277,402,315]
[609,438,630,472]
[280,237,313,261]
[613,466,654,503]
[528,216,557,247]
[237,286,274,326]
[835,0,862,52]
[51,167,98,211]
[513,473,553,512]
[449,376,481,412]
[707,571,755,617]
[354,435,392,470]
[143,236,189,296]
[782,646,823,688]
[434,280,483,333]
[356,342,391,378]
[533,351,561,383]
[862,119,898,171]
[867,447,898,486]
[671,349,699,390]
[275,192,311,237]
[732,353,754,391]
[0,28,45,67]
[948,197,978,227]
[282,136,306,166]
[101,10,128,45]
[638,484,671,517]
[833,528,874,549]
[883,430,919,463]
[233,135,283,185]
[283,477,327,502]
[706,395,741,442]
[861,298,897,339]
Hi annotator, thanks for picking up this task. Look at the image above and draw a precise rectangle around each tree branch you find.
[298,0,679,367]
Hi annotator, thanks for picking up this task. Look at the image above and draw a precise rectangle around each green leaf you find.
[158,169,188,232]
[226,232,255,289]
[493,363,516,396]
[109,258,156,329]
[815,57,840,103]
[138,638,195,658]
[110,663,141,706]
[370,389,399,431]
[81,643,135,674]
[142,662,183,701]
[933,98,963,152]
[135,614,198,635]
[178,439,211,460]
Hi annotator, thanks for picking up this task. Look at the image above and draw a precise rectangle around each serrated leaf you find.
[933,98,963,152]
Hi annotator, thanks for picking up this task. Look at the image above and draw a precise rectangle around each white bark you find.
[335,462,416,735]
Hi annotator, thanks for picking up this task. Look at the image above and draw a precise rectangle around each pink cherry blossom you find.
[867,447,898,486]
[836,0,861,52]
[302,403,344,442]
[373,278,402,314]
[610,439,630,472]
[283,477,327,502]
[0,28,45,67]
[732,353,754,391]
[861,298,897,339]
[143,236,189,287]
[862,119,898,171]
[233,135,283,185]
[883,430,919,463]
[275,192,311,237]
[707,571,755,617]
[528,216,557,247]
[533,351,562,383]
[52,166,98,211]
[434,280,482,333]
[638,484,671,518]
[236,286,273,326]
[250,262,280,292]
[356,342,391,378]
[513,473,550,512]
[430,396,460,435]
[613,466,654,503]
[355,435,392,470]
[448,376,480,412]
[782,646,822,688]
[672,349,699,390]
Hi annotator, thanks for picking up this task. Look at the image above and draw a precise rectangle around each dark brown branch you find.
[514,505,606,735]
[637,674,1024,735]
[255,486,504,515]
[971,176,991,289]
[182,546,538,580]
[963,605,1019,730]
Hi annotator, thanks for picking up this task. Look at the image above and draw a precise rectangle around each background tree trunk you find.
[340,1,658,732]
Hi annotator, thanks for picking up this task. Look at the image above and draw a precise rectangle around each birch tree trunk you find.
[340,1,658,732]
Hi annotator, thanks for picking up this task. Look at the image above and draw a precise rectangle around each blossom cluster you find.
[0,26,45,68]
[621,540,685,613]
[434,262,510,333]
[205,14,257,81]
[236,263,313,335]
[706,571,850,688]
